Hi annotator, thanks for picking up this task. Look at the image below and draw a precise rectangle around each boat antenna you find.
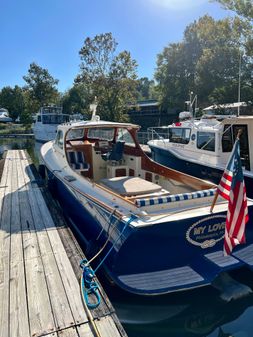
[90,97,99,121]
[238,50,242,117]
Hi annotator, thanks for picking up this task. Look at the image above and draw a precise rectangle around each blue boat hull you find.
[149,145,253,199]
[46,168,253,295]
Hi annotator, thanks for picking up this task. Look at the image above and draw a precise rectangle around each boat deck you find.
[0,150,127,337]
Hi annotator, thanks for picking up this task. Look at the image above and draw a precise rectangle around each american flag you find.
[217,139,249,255]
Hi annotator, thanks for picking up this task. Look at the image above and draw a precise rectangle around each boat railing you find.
[137,128,170,144]
[148,127,170,141]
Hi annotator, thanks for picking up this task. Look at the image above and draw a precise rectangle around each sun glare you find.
[148,0,207,10]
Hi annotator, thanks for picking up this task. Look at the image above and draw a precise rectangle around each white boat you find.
[148,103,253,198]
[32,105,70,142]
[0,108,13,123]
[40,112,253,296]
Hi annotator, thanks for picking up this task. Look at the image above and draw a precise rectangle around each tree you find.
[0,85,25,120]
[76,33,138,122]
[23,62,59,112]
[155,15,253,109]
[136,77,157,100]
[61,84,90,116]
[213,0,253,20]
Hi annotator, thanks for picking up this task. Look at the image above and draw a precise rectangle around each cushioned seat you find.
[67,151,89,171]
[100,176,162,196]
[101,141,125,162]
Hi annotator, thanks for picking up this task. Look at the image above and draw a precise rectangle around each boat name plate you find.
[186,215,226,249]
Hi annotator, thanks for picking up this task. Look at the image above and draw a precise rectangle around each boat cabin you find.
[52,119,217,212]
[149,115,253,172]
[35,105,70,125]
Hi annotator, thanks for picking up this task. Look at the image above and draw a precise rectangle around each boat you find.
[32,104,70,142]
[40,110,253,296]
[148,102,253,199]
[0,108,13,123]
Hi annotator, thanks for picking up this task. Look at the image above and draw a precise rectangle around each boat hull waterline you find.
[45,167,253,295]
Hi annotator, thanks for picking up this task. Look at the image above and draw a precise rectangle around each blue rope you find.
[79,215,136,309]
[80,259,101,309]
[94,215,136,273]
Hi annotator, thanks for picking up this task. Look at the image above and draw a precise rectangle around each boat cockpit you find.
[52,123,216,211]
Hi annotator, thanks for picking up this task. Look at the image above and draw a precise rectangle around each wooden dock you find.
[0,133,34,139]
[0,150,127,337]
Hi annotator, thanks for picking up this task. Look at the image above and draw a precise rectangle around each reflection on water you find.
[108,276,253,337]
[1,137,253,337]
[0,138,42,166]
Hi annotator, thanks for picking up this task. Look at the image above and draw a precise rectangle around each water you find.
[1,137,253,337]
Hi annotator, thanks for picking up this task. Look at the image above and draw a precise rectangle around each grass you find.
[0,123,32,135]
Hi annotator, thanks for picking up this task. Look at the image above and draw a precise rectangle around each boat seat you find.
[100,176,162,196]
[101,141,125,163]
[67,151,90,171]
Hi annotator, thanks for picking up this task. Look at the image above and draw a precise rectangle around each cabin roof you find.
[203,102,248,110]
[59,119,140,131]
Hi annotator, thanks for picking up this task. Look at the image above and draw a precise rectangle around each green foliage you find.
[0,85,25,120]
[0,124,31,135]
[23,62,59,111]
[155,15,253,108]
[136,77,158,100]
[213,0,253,20]
[61,84,91,118]
[76,32,138,122]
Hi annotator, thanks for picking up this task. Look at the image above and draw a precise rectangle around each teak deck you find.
[0,150,127,337]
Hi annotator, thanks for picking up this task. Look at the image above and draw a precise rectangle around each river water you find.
[1,137,253,337]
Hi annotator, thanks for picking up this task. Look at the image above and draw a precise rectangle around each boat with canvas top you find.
[40,109,253,296]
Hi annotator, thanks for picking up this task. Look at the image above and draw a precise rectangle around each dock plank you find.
[17,152,56,337]
[21,153,88,326]
[9,155,30,337]
[0,153,13,337]
[0,150,127,337]
[19,174,77,330]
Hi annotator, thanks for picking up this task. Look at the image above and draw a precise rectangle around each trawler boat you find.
[148,104,253,198]
[33,105,69,142]
[41,114,253,295]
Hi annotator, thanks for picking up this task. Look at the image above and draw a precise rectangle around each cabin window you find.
[37,116,41,122]
[55,130,63,149]
[222,124,250,170]
[117,128,135,146]
[88,128,114,141]
[168,128,191,144]
[222,125,233,152]
[42,114,69,124]
[66,128,84,140]
[197,132,215,151]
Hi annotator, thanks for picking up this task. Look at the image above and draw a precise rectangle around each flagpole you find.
[210,191,218,213]
[210,129,243,213]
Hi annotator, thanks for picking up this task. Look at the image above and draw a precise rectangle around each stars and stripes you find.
[217,139,249,255]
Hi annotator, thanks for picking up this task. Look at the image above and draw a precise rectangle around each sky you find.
[0,0,232,92]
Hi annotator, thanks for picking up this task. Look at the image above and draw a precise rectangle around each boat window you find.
[222,125,233,152]
[66,128,84,140]
[222,124,250,170]
[197,132,215,151]
[42,114,70,124]
[117,128,135,146]
[168,128,191,144]
[55,130,63,149]
[37,115,41,122]
[87,128,114,141]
